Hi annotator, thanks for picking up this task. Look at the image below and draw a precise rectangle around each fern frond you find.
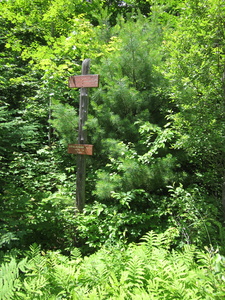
[53,264,77,291]
[70,247,82,259]
[79,250,111,288]
[0,258,20,300]
[140,231,167,249]
[140,231,158,246]
[170,244,196,269]
[46,250,69,269]
[23,274,49,297]
[139,231,169,262]
[17,257,28,273]
[0,232,19,248]
[27,243,41,259]
[25,243,48,274]
[106,271,129,299]
[71,286,90,300]
[130,288,156,300]
[124,254,146,288]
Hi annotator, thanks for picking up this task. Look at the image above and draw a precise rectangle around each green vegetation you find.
[0,0,225,298]
[1,231,225,299]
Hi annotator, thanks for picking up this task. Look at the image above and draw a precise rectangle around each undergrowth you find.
[0,229,225,299]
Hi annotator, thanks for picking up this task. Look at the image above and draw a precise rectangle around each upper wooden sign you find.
[68,75,99,88]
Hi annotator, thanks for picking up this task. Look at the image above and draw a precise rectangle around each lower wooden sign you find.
[68,144,93,155]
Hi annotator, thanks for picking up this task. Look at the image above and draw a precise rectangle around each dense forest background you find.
[1,0,225,298]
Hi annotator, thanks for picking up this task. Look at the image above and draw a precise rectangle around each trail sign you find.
[68,59,99,213]
[68,144,93,155]
[69,74,99,88]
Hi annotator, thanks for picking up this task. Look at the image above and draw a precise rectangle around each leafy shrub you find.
[0,190,77,251]
[166,184,225,251]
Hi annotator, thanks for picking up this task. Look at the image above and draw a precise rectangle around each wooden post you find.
[68,59,99,213]
[76,59,90,212]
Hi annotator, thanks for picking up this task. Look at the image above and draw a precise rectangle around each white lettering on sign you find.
[68,144,93,155]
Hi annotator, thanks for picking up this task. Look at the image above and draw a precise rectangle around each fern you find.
[0,231,224,299]
[70,247,82,260]
[0,258,21,300]
[124,254,146,288]
[25,243,48,274]
[80,252,110,288]
[26,243,41,259]
[170,244,197,269]
[0,232,19,249]
[140,230,167,249]
[129,288,156,300]
[23,274,49,297]
[46,249,69,270]
[52,264,77,296]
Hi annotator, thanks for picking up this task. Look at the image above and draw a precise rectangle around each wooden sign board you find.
[68,144,93,155]
[68,75,99,88]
